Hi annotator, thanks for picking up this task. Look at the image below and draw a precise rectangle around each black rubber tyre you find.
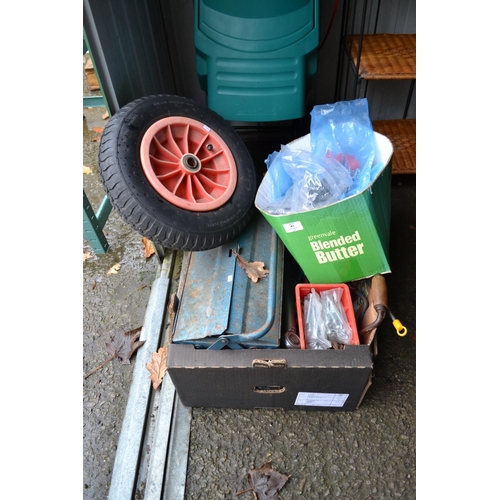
[98,94,257,251]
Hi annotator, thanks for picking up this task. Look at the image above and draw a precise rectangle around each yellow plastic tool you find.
[387,308,407,336]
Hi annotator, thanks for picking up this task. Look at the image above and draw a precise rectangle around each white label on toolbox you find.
[295,392,349,407]
[283,221,304,233]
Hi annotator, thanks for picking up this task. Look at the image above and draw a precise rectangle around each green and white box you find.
[255,132,393,284]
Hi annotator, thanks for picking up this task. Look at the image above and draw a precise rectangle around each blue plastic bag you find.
[261,98,385,214]
[261,145,352,215]
[264,149,293,202]
[310,98,383,195]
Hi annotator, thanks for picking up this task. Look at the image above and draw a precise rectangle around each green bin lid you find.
[198,0,317,53]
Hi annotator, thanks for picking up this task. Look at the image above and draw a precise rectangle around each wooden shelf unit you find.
[339,2,416,175]
[372,118,415,175]
[349,34,416,80]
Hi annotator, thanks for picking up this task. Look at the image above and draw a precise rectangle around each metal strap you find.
[108,253,191,500]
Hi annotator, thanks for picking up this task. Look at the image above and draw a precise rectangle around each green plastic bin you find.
[194,0,320,122]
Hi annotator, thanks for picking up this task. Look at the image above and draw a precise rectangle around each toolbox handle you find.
[234,229,279,340]
[252,358,287,368]
[253,385,286,394]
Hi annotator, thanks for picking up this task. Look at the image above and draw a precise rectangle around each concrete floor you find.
[82,68,416,499]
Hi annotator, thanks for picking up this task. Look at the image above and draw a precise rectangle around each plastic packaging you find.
[263,146,352,215]
[303,288,332,349]
[320,288,353,345]
[261,98,386,217]
[310,98,384,195]
[264,149,293,202]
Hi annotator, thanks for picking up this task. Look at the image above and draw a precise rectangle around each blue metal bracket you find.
[83,190,112,254]
[83,95,106,108]
[83,27,113,254]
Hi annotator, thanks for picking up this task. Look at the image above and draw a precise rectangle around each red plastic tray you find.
[295,283,360,349]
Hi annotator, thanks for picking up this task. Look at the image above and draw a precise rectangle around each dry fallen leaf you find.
[146,346,168,390]
[91,127,103,143]
[84,327,144,378]
[237,461,290,499]
[232,249,270,283]
[106,263,121,275]
[83,166,93,175]
[168,293,178,329]
[83,251,93,262]
[102,111,109,120]
[105,327,144,364]
[142,237,155,259]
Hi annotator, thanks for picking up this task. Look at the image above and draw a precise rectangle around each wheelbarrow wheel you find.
[98,94,257,251]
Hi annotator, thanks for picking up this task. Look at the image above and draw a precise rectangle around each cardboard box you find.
[255,132,393,283]
[166,270,386,412]
[166,344,373,411]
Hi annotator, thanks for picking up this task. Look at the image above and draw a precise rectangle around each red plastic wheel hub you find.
[140,116,238,211]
